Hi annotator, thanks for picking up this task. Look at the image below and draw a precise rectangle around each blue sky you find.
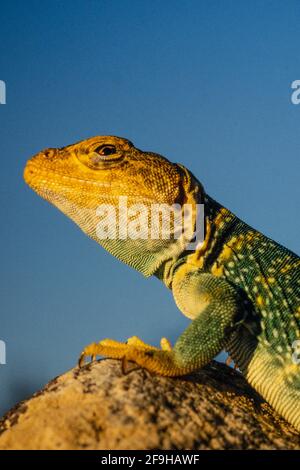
[0,0,299,415]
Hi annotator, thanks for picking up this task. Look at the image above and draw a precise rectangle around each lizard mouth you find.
[23,160,163,207]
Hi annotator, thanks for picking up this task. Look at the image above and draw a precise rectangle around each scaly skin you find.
[24,136,300,432]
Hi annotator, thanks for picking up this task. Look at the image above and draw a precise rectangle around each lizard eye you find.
[77,143,123,169]
[94,145,117,156]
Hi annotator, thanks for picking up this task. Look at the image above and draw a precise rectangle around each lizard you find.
[23,135,300,432]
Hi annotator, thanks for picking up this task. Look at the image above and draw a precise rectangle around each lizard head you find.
[24,136,202,276]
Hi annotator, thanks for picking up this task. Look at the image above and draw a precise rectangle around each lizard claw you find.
[78,352,85,368]
[78,344,98,368]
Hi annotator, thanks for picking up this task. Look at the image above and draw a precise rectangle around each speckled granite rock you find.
[0,359,299,450]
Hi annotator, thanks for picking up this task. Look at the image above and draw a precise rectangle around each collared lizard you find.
[24,136,300,432]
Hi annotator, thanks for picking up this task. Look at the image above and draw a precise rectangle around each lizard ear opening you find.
[175,163,206,204]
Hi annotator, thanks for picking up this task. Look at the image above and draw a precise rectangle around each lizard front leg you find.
[78,269,244,376]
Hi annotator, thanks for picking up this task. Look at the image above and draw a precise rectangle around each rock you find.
[0,359,299,450]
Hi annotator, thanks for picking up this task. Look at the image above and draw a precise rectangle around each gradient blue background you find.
[0,0,299,416]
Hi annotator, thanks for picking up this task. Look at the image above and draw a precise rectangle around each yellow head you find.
[24,135,201,276]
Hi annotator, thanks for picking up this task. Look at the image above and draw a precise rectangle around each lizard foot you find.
[78,336,183,376]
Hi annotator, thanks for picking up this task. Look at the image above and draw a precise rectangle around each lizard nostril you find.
[44,148,57,159]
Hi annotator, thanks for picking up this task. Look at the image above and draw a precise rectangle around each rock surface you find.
[0,359,299,450]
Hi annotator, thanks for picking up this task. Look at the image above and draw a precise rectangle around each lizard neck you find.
[196,194,241,270]
[155,194,241,288]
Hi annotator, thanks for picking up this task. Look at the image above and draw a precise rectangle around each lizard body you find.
[24,136,300,432]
